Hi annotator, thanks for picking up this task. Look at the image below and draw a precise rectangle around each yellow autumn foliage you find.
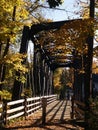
[53,68,63,89]
[3,53,28,72]
[0,53,28,84]
[0,0,29,43]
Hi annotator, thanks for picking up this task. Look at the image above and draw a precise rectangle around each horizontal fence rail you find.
[73,100,85,119]
[26,97,41,116]
[70,96,85,120]
[0,103,3,124]
[0,94,57,125]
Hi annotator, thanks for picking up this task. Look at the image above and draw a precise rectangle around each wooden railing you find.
[0,94,57,125]
[0,103,3,124]
[73,100,85,119]
[45,95,58,105]
[71,96,85,120]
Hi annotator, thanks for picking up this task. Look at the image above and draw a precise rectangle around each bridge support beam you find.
[33,46,41,96]
[12,26,30,101]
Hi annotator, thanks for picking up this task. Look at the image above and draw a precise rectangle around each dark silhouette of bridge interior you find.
[11,19,95,130]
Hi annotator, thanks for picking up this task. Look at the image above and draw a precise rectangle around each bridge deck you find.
[43,100,71,121]
[6,100,84,130]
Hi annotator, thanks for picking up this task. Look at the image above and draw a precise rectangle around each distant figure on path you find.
[67,90,70,100]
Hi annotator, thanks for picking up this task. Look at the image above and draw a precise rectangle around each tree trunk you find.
[0,39,10,90]
[12,26,30,101]
[84,0,95,129]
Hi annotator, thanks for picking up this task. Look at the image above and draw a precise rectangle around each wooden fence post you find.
[3,99,7,126]
[42,97,47,125]
[24,96,27,119]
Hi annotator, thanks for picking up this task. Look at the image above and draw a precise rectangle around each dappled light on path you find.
[6,100,84,130]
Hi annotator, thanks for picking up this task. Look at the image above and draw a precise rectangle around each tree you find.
[59,68,73,99]
[0,0,29,90]
[11,0,63,100]
[60,68,73,88]
[53,68,62,90]
[0,0,54,98]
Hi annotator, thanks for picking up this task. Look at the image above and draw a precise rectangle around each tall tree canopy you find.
[0,0,55,88]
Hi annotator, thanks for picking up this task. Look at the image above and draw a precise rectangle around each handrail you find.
[71,97,85,120]
[0,94,57,125]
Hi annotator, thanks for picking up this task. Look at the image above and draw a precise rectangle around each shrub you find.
[0,90,11,101]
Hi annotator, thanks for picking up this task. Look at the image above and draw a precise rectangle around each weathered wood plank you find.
[7,99,24,106]
[7,106,24,114]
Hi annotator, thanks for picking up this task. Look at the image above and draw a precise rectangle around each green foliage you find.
[0,90,11,100]
[21,88,32,97]
[60,68,73,88]
[7,116,24,126]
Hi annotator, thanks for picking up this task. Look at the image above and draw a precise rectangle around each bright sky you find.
[42,0,98,48]
[28,0,80,61]
[42,0,81,21]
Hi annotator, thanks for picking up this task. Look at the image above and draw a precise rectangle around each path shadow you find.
[2,100,84,130]
[2,120,84,130]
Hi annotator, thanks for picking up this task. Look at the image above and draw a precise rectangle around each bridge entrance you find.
[11,19,94,129]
